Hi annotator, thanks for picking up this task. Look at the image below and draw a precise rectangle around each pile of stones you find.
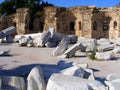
[16,30,77,48]
[0,61,115,90]
[0,26,16,43]
[53,36,120,60]
[14,29,120,60]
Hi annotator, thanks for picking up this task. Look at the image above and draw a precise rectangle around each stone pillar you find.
[44,7,58,31]
[16,8,30,35]
[82,13,93,38]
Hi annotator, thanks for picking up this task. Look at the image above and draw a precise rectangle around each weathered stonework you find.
[16,8,30,34]
[1,6,120,39]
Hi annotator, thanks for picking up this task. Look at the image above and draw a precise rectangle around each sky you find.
[0,0,120,8]
[44,0,120,8]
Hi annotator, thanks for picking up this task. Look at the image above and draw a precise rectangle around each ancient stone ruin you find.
[0,6,120,39]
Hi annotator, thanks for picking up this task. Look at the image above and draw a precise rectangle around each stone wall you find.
[0,15,15,31]
[16,8,30,35]
[1,6,120,39]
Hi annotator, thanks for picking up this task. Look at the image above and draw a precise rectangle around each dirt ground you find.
[0,43,120,82]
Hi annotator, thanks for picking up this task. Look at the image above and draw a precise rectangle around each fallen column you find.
[1,26,16,37]
[53,38,70,56]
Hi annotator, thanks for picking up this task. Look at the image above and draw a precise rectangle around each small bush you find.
[86,51,96,60]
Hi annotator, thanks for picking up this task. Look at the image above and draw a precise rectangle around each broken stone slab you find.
[97,38,111,45]
[68,35,78,44]
[14,33,42,42]
[0,76,26,90]
[97,44,115,52]
[86,42,96,52]
[19,36,32,46]
[45,42,57,47]
[27,40,34,47]
[46,74,106,90]
[60,66,95,80]
[27,66,46,90]
[52,32,69,42]
[1,26,16,37]
[106,74,120,81]
[6,35,14,43]
[60,66,85,78]
[63,43,81,58]
[77,37,97,52]
[112,47,120,54]
[105,81,120,90]
[105,74,120,90]
[0,50,10,56]
[79,43,87,52]
[37,31,51,47]
[77,37,97,45]
[53,38,70,56]
[95,52,114,60]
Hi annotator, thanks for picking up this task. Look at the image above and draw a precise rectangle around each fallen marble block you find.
[46,74,106,90]
[53,32,69,42]
[0,76,26,90]
[27,40,34,47]
[77,37,97,52]
[112,47,120,54]
[86,42,96,52]
[19,36,32,46]
[97,38,110,45]
[97,44,115,52]
[63,43,81,58]
[6,35,14,43]
[105,81,120,90]
[106,74,120,81]
[79,43,87,52]
[53,38,70,56]
[27,66,46,90]
[37,31,51,47]
[68,35,78,44]
[105,74,120,90]
[45,41,57,47]
[2,26,16,36]
[95,52,114,60]
[77,37,97,45]
[0,50,10,56]
[60,66,95,80]
[14,33,42,42]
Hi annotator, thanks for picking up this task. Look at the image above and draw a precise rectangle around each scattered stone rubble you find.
[0,61,111,90]
[1,27,120,89]
[1,26,120,60]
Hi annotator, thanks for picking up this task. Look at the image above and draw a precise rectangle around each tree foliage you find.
[0,0,53,15]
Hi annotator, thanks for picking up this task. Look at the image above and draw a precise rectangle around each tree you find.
[0,0,53,15]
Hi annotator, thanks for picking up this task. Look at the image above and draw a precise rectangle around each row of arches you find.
[70,20,118,31]
[93,21,117,31]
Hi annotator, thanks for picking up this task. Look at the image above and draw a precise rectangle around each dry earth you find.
[0,43,120,83]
